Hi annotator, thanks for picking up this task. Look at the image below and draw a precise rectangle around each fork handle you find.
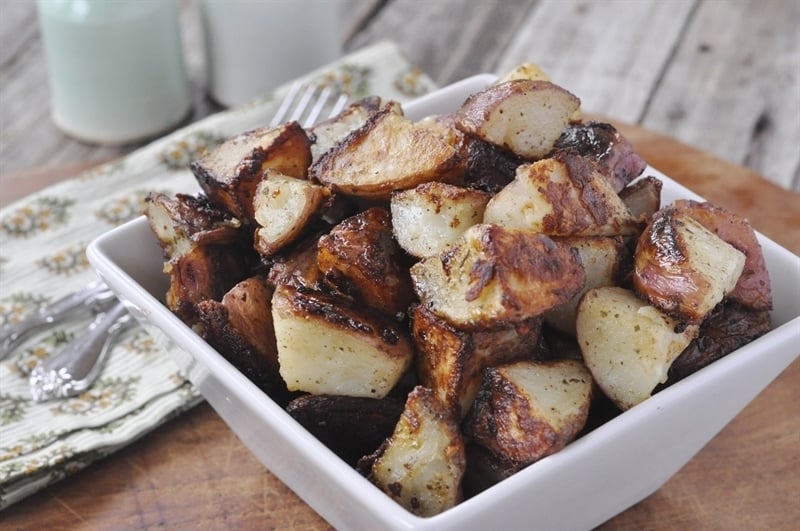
[0,281,114,360]
[28,301,130,401]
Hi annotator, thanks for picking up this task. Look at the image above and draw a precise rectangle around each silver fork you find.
[2,80,349,401]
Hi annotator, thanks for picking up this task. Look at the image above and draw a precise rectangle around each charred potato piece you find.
[308,96,391,162]
[462,443,527,497]
[543,236,630,337]
[483,152,640,237]
[365,386,466,517]
[271,284,414,398]
[551,121,647,193]
[672,199,772,312]
[619,175,663,223]
[196,276,288,404]
[633,206,746,323]
[411,224,585,328]
[317,207,414,317]
[464,359,593,465]
[411,304,542,419]
[576,286,699,410]
[266,230,328,292]
[390,181,489,259]
[667,301,772,383]
[462,136,524,194]
[165,241,255,325]
[252,170,330,257]
[144,192,244,261]
[190,122,312,223]
[145,192,255,325]
[310,104,463,200]
[286,394,405,467]
[455,79,580,159]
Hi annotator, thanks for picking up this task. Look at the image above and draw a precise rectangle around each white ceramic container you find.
[87,74,800,531]
[37,0,192,145]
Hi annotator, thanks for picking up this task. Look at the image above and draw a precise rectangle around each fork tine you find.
[303,85,332,127]
[289,83,321,123]
[270,80,349,129]
[269,80,303,127]
[328,93,349,119]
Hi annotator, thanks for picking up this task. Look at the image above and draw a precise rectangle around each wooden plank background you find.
[1,0,798,193]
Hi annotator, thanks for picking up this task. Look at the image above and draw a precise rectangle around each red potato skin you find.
[672,199,772,311]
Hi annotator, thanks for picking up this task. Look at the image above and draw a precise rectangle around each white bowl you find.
[87,74,800,531]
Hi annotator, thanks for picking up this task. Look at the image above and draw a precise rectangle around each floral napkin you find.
[0,40,437,509]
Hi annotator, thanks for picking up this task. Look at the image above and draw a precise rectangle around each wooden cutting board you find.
[3,122,798,530]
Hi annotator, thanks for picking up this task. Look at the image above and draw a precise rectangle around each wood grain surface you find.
[2,121,798,531]
[2,0,799,529]
[2,0,799,192]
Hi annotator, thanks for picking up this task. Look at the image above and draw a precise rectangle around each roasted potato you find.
[310,104,463,200]
[190,122,312,223]
[551,121,647,193]
[271,284,414,399]
[286,394,405,467]
[543,236,629,336]
[410,223,585,328]
[464,359,593,464]
[364,386,466,517]
[308,96,390,162]
[497,62,552,83]
[633,206,746,323]
[619,175,663,223]
[266,229,328,292]
[317,207,414,317]
[145,192,256,324]
[410,304,541,418]
[666,301,772,383]
[390,181,489,259]
[672,199,772,312]
[145,192,245,260]
[483,152,640,237]
[196,276,288,404]
[252,170,330,257]
[455,79,580,159]
[576,286,699,410]
[462,136,524,194]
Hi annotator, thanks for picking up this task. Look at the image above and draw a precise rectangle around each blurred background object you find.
[198,0,342,107]
[36,0,191,144]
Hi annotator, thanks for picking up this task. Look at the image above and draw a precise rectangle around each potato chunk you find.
[317,207,414,317]
[410,224,585,328]
[672,199,772,312]
[310,104,462,200]
[455,79,580,159]
[308,96,390,162]
[633,206,746,323]
[576,286,699,410]
[483,152,639,237]
[252,171,329,257]
[271,284,413,398]
[619,175,663,223]
[390,182,489,259]
[196,276,288,404]
[411,304,541,419]
[366,386,466,517]
[190,122,312,223]
[543,236,629,336]
[464,359,593,465]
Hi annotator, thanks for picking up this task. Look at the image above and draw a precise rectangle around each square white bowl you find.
[87,74,800,531]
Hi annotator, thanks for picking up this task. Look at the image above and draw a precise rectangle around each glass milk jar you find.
[37,0,192,144]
